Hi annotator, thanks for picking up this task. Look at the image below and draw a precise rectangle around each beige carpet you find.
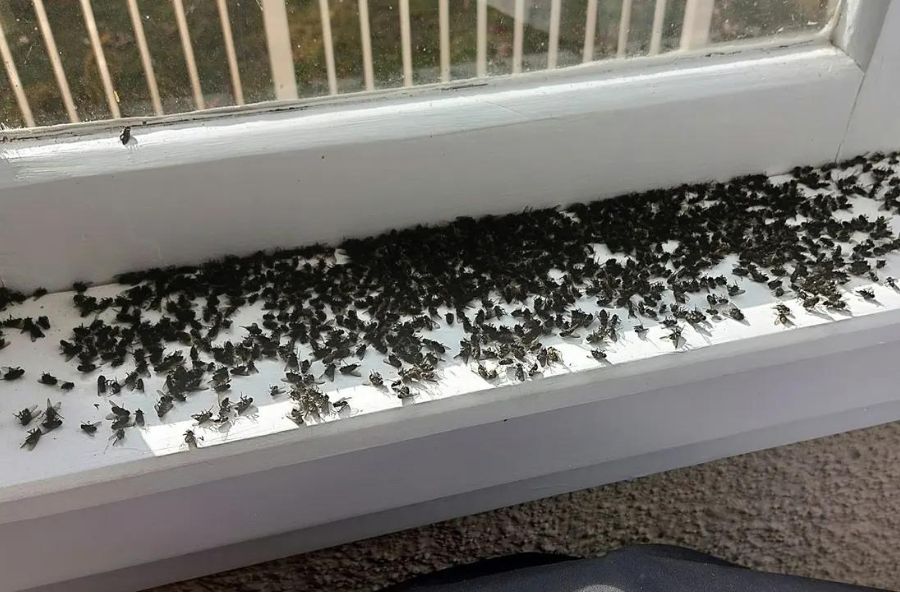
[159,421,900,591]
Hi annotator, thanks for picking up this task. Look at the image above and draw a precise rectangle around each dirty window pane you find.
[0,0,837,130]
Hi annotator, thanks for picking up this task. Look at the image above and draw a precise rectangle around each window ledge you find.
[4,272,900,589]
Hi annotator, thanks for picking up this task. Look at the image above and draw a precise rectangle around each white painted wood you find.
[0,46,862,291]
[512,0,525,74]
[318,0,338,95]
[261,0,298,100]
[547,0,561,69]
[617,0,633,58]
[0,18,34,127]
[583,0,598,62]
[399,0,413,86]
[439,0,450,82]
[832,0,890,69]
[7,293,900,589]
[217,0,245,106]
[127,0,164,116]
[680,0,714,51]
[358,0,375,91]
[79,0,120,119]
[40,389,900,592]
[172,0,205,110]
[32,0,79,123]
[477,0,487,76]
[649,0,667,55]
[840,0,900,158]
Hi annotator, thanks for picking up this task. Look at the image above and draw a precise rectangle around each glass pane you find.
[0,0,838,130]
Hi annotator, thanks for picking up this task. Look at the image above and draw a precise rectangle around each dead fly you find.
[323,363,336,381]
[184,429,199,448]
[825,298,848,311]
[14,405,41,426]
[396,385,415,400]
[21,428,42,449]
[477,364,498,380]
[332,398,349,411]
[590,348,607,361]
[60,381,75,391]
[856,288,876,301]
[155,396,174,418]
[661,327,684,348]
[537,346,562,367]
[110,428,126,446]
[134,409,145,427]
[213,380,231,393]
[385,354,402,369]
[706,294,728,307]
[125,371,145,393]
[728,307,745,321]
[887,276,898,290]
[235,394,254,414]
[212,366,230,384]
[3,366,24,381]
[78,363,98,373]
[110,413,131,430]
[192,408,214,425]
[727,283,745,297]
[800,293,820,311]
[108,400,130,420]
[369,371,384,387]
[42,400,62,430]
[81,421,100,435]
[514,363,526,381]
[39,373,58,386]
[97,375,107,396]
[774,304,793,326]
[586,329,607,345]
[339,363,361,377]
[119,126,132,145]
[633,324,648,335]
[270,385,285,397]
[230,361,258,376]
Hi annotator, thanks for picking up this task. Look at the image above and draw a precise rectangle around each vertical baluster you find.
[583,0,598,63]
[547,0,561,69]
[319,0,338,95]
[261,0,298,100]
[358,0,375,91]
[216,0,244,105]
[80,0,120,118]
[33,0,78,122]
[127,0,163,115]
[0,19,34,127]
[399,0,413,87]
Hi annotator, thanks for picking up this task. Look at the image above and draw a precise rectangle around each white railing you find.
[0,0,715,129]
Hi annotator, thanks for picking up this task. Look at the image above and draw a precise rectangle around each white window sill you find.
[3,252,900,589]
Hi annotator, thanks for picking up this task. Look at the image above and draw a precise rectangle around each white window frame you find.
[1,1,899,591]
[0,1,894,292]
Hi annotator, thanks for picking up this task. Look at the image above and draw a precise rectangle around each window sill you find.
[4,271,900,589]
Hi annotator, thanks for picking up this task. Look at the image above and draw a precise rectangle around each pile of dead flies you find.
[4,151,900,450]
